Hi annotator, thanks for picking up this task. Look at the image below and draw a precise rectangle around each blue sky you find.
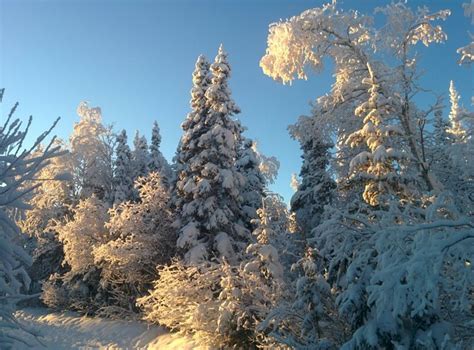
[1,0,472,202]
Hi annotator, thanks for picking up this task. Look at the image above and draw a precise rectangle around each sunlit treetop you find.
[260,0,450,85]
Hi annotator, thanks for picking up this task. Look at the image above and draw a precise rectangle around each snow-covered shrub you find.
[217,202,288,348]
[0,90,60,346]
[345,198,472,349]
[93,172,175,315]
[57,196,110,274]
[41,195,110,314]
[138,260,226,346]
[41,266,105,313]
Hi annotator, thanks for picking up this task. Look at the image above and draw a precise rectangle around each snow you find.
[12,307,202,350]
[177,221,199,248]
[215,231,233,259]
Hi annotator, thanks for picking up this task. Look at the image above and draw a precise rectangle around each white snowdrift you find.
[12,307,204,349]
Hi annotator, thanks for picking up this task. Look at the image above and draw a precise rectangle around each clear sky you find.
[1,0,472,202]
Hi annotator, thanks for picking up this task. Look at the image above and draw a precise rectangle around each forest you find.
[1,1,473,349]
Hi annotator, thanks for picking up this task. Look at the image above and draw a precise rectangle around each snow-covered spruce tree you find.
[70,102,114,202]
[41,195,110,313]
[218,199,287,348]
[18,140,75,294]
[235,138,267,227]
[433,110,450,150]
[140,196,290,349]
[429,107,472,213]
[93,172,175,317]
[169,55,210,202]
[447,80,468,144]
[263,247,346,349]
[113,130,134,205]
[260,2,473,348]
[141,48,257,348]
[428,110,453,192]
[345,63,417,207]
[0,90,61,347]
[445,81,473,214]
[132,131,150,181]
[289,115,336,236]
[149,121,172,186]
[174,46,248,264]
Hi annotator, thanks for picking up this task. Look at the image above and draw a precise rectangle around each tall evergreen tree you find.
[149,121,172,185]
[172,55,211,210]
[174,46,249,264]
[132,131,150,180]
[236,138,266,227]
[433,110,450,147]
[113,130,133,204]
[447,80,467,143]
[289,116,336,236]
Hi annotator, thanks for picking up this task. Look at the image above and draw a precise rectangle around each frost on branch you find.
[375,2,449,55]
[138,261,228,347]
[260,1,371,84]
[457,2,474,65]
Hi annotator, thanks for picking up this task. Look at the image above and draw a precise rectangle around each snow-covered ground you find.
[12,308,205,349]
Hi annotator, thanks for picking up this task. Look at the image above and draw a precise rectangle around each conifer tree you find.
[171,55,211,201]
[433,110,450,147]
[236,138,266,226]
[132,131,150,180]
[149,121,172,184]
[345,64,415,207]
[174,47,248,264]
[447,80,468,143]
[113,130,134,204]
[289,117,335,236]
